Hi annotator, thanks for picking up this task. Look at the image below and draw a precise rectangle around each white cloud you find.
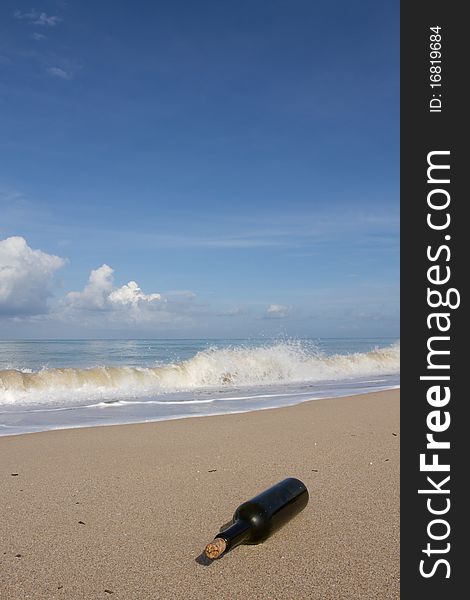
[32,32,46,41]
[65,265,162,315]
[65,264,114,310]
[109,281,161,305]
[0,245,196,330]
[46,67,72,80]
[0,236,65,316]
[266,304,290,319]
[14,10,61,26]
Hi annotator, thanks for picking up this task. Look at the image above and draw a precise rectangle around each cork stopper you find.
[204,537,227,559]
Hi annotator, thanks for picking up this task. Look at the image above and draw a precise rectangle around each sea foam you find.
[0,341,399,406]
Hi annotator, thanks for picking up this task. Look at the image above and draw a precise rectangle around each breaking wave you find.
[0,341,399,405]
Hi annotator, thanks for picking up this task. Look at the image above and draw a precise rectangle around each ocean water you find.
[0,338,400,436]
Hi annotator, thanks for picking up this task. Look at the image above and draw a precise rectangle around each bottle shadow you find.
[194,552,215,567]
[195,520,232,567]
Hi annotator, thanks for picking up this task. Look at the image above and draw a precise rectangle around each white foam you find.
[0,341,400,406]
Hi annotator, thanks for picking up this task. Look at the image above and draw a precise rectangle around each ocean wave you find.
[0,341,399,405]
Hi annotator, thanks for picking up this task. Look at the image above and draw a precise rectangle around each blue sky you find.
[0,0,399,339]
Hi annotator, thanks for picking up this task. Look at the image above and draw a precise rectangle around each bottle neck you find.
[216,519,251,551]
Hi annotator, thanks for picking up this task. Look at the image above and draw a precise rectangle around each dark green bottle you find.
[204,477,309,559]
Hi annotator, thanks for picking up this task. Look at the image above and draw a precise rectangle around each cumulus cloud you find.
[3,239,293,333]
[65,265,162,315]
[14,10,61,26]
[0,236,65,316]
[109,281,161,305]
[265,304,290,319]
[32,32,46,41]
[65,264,114,310]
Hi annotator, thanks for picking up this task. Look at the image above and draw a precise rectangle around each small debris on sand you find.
[78,521,85,525]
[208,469,217,473]
[11,473,19,477]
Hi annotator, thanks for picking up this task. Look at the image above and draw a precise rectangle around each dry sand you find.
[0,390,399,600]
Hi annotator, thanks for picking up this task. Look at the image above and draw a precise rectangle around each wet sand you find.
[0,389,399,599]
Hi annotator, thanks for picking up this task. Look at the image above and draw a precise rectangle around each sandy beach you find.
[0,389,399,599]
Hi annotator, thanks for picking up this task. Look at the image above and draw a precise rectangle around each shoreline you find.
[0,384,400,439]
[0,389,399,599]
